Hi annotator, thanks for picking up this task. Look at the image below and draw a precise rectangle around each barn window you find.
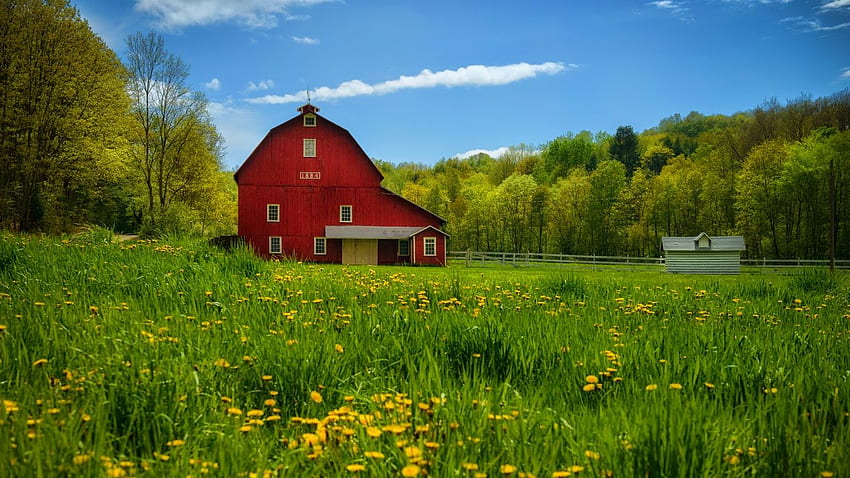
[304,114,316,127]
[423,237,436,256]
[314,237,326,255]
[269,236,282,255]
[398,239,410,256]
[266,204,280,222]
[303,139,316,157]
[339,205,352,223]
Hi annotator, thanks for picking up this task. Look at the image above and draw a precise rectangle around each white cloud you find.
[781,16,850,31]
[648,1,694,22]
[455,147,510,160]
[822,0,850,9]
[247,62,573,104]
[247,80,275,92]
[292,36,320,45]
[134,0,334,29]
[841,68,850,79]
[205,78,222,90]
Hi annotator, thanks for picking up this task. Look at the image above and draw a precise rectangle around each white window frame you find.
[398,239,410,256]
[269,236,282,255]
[266,204,280,222]
[314,237,327,255]
[423,237,437,256]
[339,205,352,223]
[304,114,316,127]
[303,138,316,158]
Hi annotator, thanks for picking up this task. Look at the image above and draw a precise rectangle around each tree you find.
[494,173,538,252]
[125,31,221,235]
[609,126,640,177]
[0,0,130,231]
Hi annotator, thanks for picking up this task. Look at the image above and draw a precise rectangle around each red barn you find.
[234,104,448,266]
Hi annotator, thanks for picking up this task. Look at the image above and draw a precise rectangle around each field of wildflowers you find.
[0,231,848,477]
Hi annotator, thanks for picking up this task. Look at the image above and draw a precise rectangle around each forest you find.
[2,1,849,260]
[379,92,850,260]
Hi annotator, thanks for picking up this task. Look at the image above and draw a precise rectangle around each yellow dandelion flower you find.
[462,463,479,471]
[424,441,440,449]
[239,425,252,433]
[166,439,185,447]
[346,464,366,472]
[568,465,584,473]
[72,453,92,465]
[213,358,230,368]
[364,451,385,459]
[404,446,422,459]
[552,472,571,478]
[645,384,658,391]
[669,383,683,390]
[33,358,48,367]
[585,375,599,384]
[584,450,600,460]
[261,375,273,381]
[247,409,264,417]
[821,472,834,478]
[335,344,345,353]
[402,464,421,477]
[500,464,518,474]
[582,384,596,392]
[704,382,715,389]
[264,399,277,407]
[310,390,323,403]
[365,427,382,438]
[226,407,242,416]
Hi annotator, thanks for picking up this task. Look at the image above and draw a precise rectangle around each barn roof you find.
[662,233,745,252]
[325,225,448,240]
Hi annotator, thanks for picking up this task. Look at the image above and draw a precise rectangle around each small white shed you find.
[661,232,746,274]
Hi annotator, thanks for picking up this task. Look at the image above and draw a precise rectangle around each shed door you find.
[342,239,378,265]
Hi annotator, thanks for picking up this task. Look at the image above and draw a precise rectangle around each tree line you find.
[378,91,850,260]
[0,0,235,236]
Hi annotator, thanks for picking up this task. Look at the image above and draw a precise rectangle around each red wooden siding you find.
[235,105,448,265]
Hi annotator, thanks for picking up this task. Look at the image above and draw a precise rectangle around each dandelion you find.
[335,343,345,353]
[462,462,479,471]
[645,384,658,391]
[364,451,385,459]
[402,464,421,477]
[585,375,598,384]
[310,391,323,403]
[704,382,715,389]
[584,450,600,459]
[500,464,518,474]
[821,472,834,478]
[582,384,597,392]
[226,407,242,416]
[166,439,185,447]
[552,472,571,478]
[669,383,683,390]
[366,427,382,438]
[239,425,252,433]
[261,375,273,381]
[33,358,48,367]
[346,464,366,472]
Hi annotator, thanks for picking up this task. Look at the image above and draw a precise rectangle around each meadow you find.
[0,230,848,478]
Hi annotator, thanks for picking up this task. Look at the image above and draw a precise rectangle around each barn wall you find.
[411,232,447,266]
[665,252,741,274]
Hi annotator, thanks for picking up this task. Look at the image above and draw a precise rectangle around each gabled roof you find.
[325,225,448,239]
[233,105,384,184]
[662,233,745,252]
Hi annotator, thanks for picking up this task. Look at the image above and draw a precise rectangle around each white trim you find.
[303,138,316,157]
[339,205,352,223]
[269,236,282,255]
[314,237,327,255]
[424,237,437,256]
[303,114,316,127]
[266,204,280,222]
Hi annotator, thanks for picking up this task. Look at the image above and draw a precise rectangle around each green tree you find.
[0,0,130,231]
[126,31,223,236]
[609,126,640,177]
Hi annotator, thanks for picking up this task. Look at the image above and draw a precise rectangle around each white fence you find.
[447,250,850,270]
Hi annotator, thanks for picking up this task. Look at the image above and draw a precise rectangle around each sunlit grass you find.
[0,231,848,477]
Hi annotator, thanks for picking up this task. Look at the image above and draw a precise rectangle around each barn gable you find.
[234,103,447,266]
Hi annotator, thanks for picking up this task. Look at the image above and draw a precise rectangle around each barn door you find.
[342,239,378,265]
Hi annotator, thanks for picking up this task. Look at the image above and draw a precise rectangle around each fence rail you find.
[447,250,850,270]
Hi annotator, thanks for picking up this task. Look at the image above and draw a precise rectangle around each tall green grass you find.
[0,231,848,477]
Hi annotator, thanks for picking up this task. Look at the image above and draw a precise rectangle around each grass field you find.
[1,230,848,477]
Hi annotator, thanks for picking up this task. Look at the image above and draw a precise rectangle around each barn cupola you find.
[298,103,319,127]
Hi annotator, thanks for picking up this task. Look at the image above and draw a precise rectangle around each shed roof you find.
[325,225,448,240]
[662,234,745,252]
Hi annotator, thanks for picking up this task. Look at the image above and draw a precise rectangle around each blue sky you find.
[73,0,850,170]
